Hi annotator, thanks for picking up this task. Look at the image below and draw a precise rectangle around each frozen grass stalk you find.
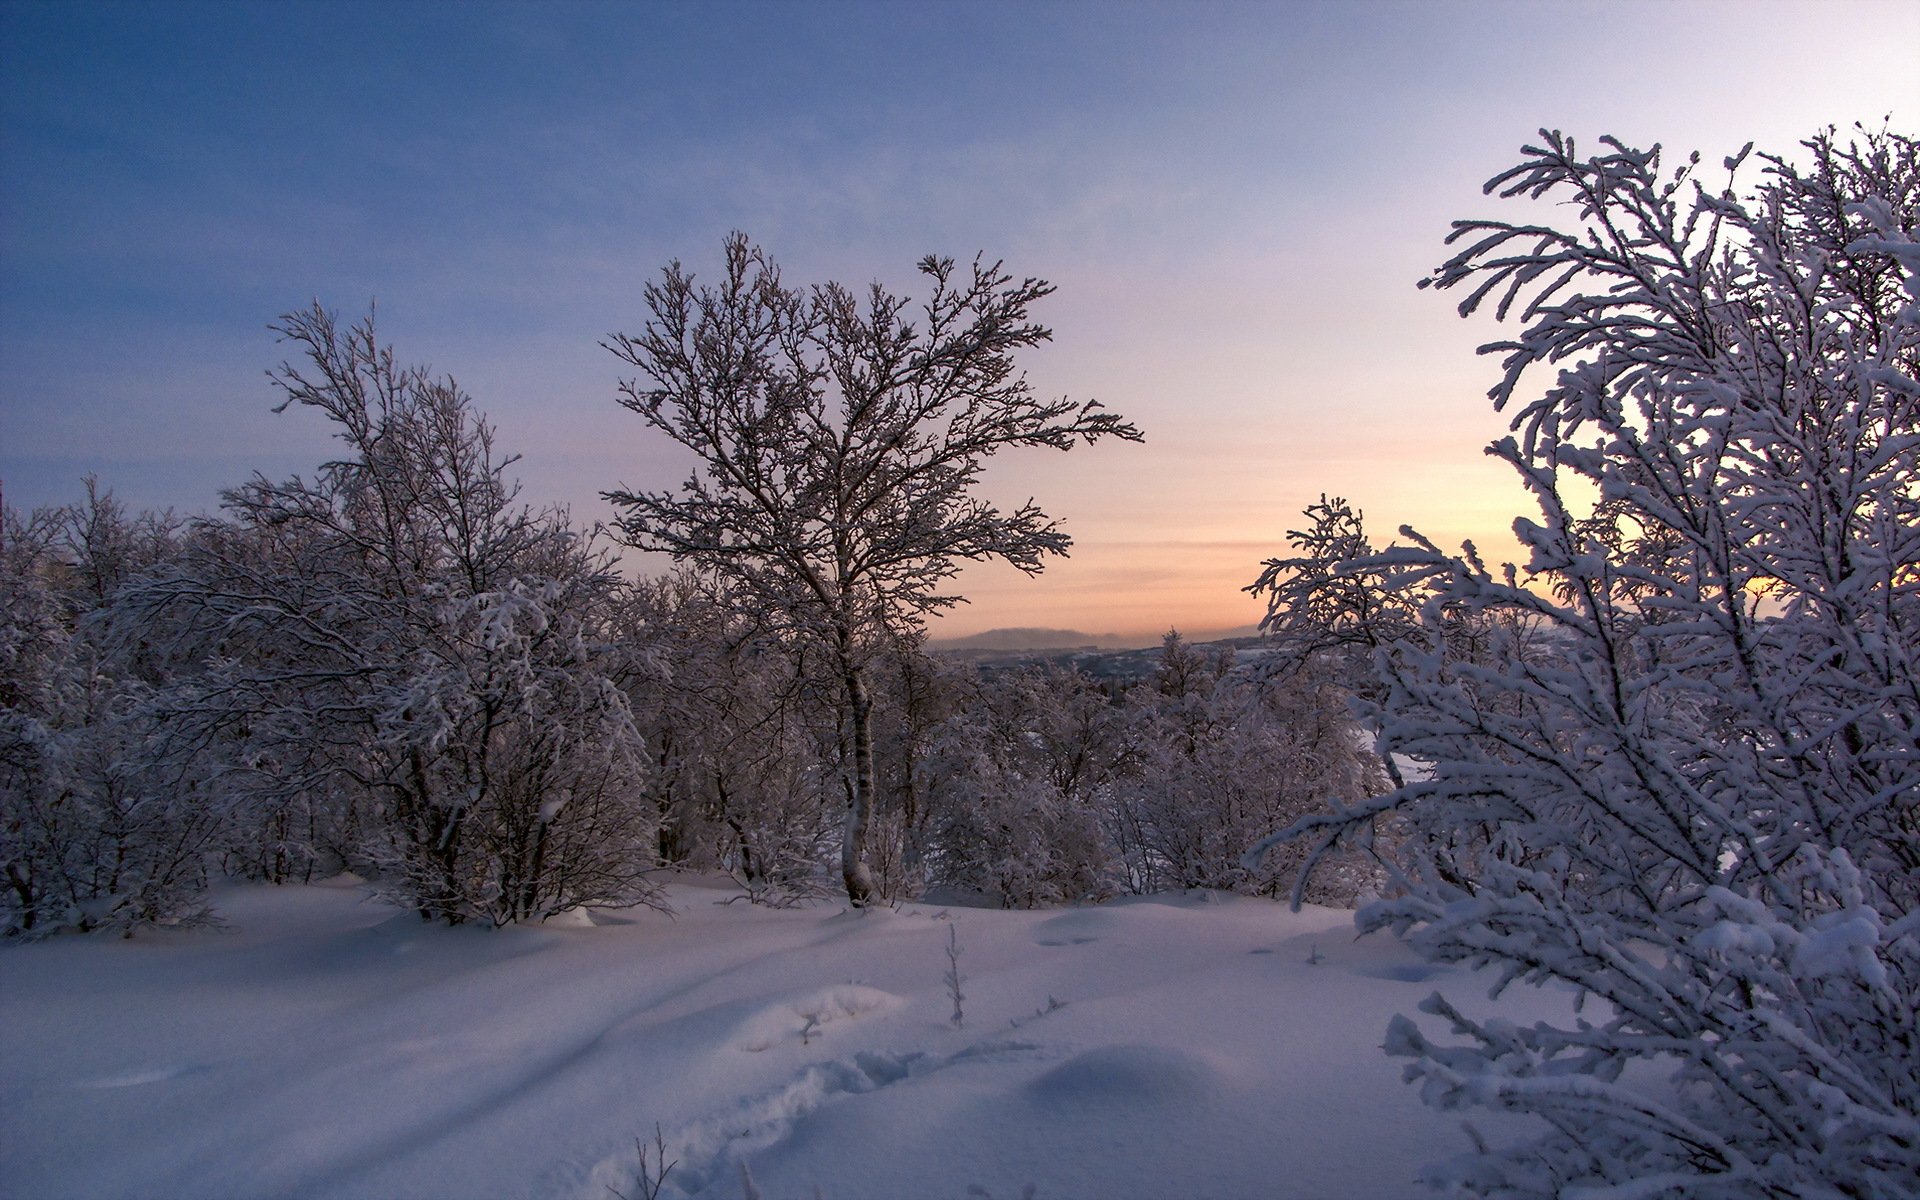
[945,923,966,1028]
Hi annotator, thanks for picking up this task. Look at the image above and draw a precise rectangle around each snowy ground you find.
[1,876,1569,1200]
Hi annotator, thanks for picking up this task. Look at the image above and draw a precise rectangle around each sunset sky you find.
[4,0,1915,641]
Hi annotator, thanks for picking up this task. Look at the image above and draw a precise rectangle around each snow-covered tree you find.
[1251,497,1424,681]
[1122,632,1386,903]
[917,662,1123,906]
[605,234,1141,904]
[125,305,658,924]
[613,571,842,902]
[0,504,69,718]
[2,490,219,936]
[1259,126,1920,1196]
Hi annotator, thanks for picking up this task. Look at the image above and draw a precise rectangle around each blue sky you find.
[4,0,1915,637]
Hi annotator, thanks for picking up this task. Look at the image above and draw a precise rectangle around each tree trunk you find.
[840,659,878,906]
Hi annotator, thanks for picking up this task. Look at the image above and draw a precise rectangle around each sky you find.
[3,0,1915,641]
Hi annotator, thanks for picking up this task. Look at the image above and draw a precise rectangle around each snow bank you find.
[1,877,1568,1199]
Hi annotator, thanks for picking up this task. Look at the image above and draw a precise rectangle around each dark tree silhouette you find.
[606,235,1141,904]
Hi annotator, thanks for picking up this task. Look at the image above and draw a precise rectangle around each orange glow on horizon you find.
[934,431,1532,642]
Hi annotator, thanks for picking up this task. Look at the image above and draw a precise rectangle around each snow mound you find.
[1028,908,1118,945]
[1022,1044,1238,1106]
[732,985,903,1052]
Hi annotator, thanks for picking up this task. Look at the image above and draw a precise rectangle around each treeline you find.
[1,311,1381,937]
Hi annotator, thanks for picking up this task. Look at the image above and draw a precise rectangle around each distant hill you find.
[932,629,1276,683]
[928,627,1137,651]
[928,625,1263,653]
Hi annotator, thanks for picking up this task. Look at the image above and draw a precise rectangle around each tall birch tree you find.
[605,235,1141,905]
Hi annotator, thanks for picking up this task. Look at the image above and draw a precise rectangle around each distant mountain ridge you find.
[929,627,1130,651]
[928,624,1263,653]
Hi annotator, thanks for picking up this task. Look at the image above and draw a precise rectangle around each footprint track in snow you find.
[590,1039,1052,1198]
[732,985,902,1052]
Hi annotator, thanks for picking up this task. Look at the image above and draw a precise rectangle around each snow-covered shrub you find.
[613,573,843,902]
[0,674,223,936]
[1260,127,1920,1196]
[1121,633,1386,903]
[920,726,1114,907]
[121,305,662,925]
[121,508,381,886]
[864,642,973,892]
[374,578,655,925]
[2,492,221,936]
[918,664,1122,906]
[906,638,1383,909]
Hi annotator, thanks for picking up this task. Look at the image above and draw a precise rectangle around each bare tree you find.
[605,235,1141,904]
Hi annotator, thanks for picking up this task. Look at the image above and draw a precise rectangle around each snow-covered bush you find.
[904,637,1384,909]
[918,663,1123,906]
[122,305,661,925]
[1260,127,1920,1196]
[613,572,845,902]
[374,578,655,925]
[1121,633,1386,903]
[2,491,221,936]
[864,641,973,891]
[920,724,1115,907]
[0,670,222,937]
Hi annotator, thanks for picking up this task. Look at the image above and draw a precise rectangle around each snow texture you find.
[0,876,1572,1200]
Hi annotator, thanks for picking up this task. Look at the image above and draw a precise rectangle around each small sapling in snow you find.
[607,1124,674,1200]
